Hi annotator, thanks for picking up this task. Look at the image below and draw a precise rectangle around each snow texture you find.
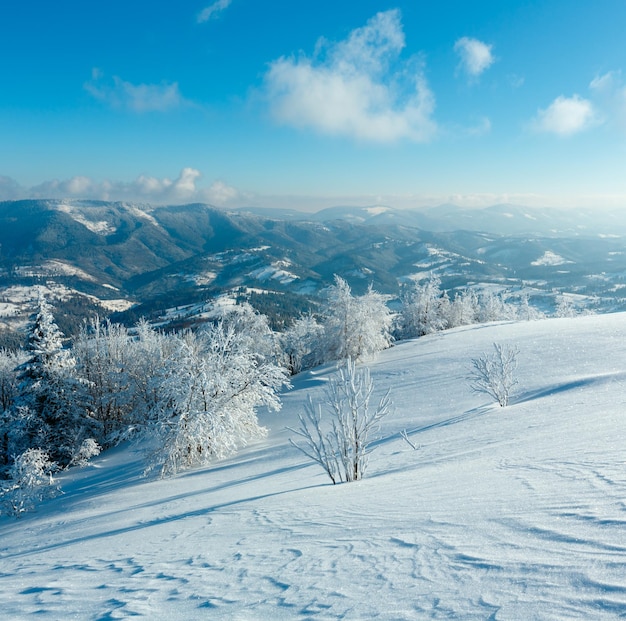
[2,313,626,619]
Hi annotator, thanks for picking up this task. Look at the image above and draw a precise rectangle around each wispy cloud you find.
[1,169,240,206]
[531,95,598,136]
[85,69,188,112]
[263,9,437,143]
[590,70,626,131]
[197,0,232,24]
[454,37,495,79]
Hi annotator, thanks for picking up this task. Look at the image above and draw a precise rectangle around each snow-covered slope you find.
[2,315,626,619]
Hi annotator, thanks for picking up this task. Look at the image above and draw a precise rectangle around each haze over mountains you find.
[1,199,626,336]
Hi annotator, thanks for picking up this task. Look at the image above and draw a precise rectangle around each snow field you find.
[1,314,626,619]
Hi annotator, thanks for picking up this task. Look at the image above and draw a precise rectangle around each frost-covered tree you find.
[448,289,480,328]
[146,322,290,478]
[478,291,517,323]
[554,295,578,318]
[322,276,392,362]
[515,293,544,321]
[289,359,392,484]
[213,301,283,370]
[399,275,449,338]
[0,348,28,474]
[468,342,520,407]
[126,319,178,428]
[73,318,137,444]
[10,296,92,467]
[281,314,324,375]
[0,348,27,412]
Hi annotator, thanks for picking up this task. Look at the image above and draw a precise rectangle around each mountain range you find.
[1,199,626,338]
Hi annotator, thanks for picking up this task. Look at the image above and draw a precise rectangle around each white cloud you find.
[203,180,239,205]
[531,95,598,136]
[197,0,232,23]
[0,169,241,206]
[85,71,187,112]
[454,37,495,78]
[263,9,437,143]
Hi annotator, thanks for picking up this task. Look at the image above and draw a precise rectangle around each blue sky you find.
[2,0,626,210]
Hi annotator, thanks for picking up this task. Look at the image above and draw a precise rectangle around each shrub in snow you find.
[289,359,392,484]
[70,438,101,467]
[1,448,59,517]
[468,343,519,407]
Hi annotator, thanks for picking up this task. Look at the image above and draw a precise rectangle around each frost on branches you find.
[8,295,95,468]
[289,359,392,484]
[322,276,392,363]
[0,448,59,517]
[146,321,290,478]
[468,343,520,407]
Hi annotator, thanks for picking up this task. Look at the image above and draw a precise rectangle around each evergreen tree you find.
[10,295,92,467]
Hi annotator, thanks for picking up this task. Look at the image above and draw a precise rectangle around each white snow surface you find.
[2,314,626,619]
[55,203,117,235]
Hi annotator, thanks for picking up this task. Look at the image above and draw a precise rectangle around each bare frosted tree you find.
[289,359,392,484]
[468,342,519,407]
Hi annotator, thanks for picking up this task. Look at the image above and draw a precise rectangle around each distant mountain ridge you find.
[237,203,626,237]
[1,198,626,338]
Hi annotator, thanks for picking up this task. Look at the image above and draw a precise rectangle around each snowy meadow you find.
[2,312,626,619]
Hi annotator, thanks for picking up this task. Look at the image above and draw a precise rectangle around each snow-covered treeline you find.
[0,298,291,505]
[396,274,544,339]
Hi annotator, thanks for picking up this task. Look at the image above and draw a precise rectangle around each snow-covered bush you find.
[69,438,101,467]
[468,343,520,407]
[289,359,392,484]
[1,448,59,517]
[146,322,290,478]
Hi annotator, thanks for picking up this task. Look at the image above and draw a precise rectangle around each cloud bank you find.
[85,70,188,112]
[531,95,597,136]
[0,169,240,206]
[454,37,495,78]
[263,9,436,143]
